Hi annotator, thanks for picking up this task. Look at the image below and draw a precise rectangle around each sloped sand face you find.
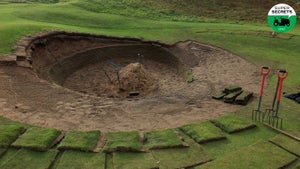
[0,32,260,132]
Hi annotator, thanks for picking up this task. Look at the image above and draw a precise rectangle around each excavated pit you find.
[0,31,261,131]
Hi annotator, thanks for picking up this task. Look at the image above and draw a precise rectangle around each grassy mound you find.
[143,129,186,149]
[269,134,300,157]
[53,150,105,169]
[103,131,143,153]
[179,121,226,144]
[58,130,100,152]
[11,127,62,151]
[0,125,25,147]
[113,152,158,169]
[0,149,58,169]
[211,114,256,133]
[196,140,297,169]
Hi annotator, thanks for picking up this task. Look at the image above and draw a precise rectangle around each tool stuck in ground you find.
[108,61,122,89]
[268,69,288,129]
[252,66,270,121]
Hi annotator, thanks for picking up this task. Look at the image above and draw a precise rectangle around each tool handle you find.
[259,66,270,97]
[260,66,271,76]
[276,69,288,102]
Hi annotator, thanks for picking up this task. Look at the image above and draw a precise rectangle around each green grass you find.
[210,114,256,133]
[269,134,300,157]
[0,148,6,157]
[11,127,62,151]
[53,150,105,169]
[0,125,25,147]
[151,133,212,169]
[58,130,100,152]
[0,148,58,169]
[196,140,297,169]
[113,152,158,169]
[179,121,226,144]
[102,131,142,153]
[143,129,185,149]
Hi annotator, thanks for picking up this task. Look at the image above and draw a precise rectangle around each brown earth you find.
[0,37,260,132]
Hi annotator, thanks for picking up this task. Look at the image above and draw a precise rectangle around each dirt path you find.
[0,41,260,132]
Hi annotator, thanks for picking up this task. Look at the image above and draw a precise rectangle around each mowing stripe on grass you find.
[269,134,300,157]
[179,121,226,144]
[143,129,187,150]
[102,131,143,153]
[0,125,25,147]
[53,150,105,169]
[113,152,158,169]
[58,130,101,152]
[210,114,256,133]
[11,127,63,151]
[151,133,212,169]
[0,148,58,169]
[195,140,297,169]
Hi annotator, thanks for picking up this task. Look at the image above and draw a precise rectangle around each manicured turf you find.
[105,154,114,169]
[0,148,6,157]
[58,130,100,152]
[11,127,62,151]
[53,150,105,169]
[179,121,226,144]
[210,114,256,133]
[196,140,297,169]
[269,134,300,157]
[0,148,58,169]
[102,131,142,153]
[143,129,185,149]
[151,133,212,169]
[113,152,158,169]
[0,125,25,147]
[0,148,19,166]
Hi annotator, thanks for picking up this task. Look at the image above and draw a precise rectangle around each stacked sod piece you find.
[212,85,253,105]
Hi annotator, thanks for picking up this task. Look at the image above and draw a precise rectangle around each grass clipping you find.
[112,63,158,94]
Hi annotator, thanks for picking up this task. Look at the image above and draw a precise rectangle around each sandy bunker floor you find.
[0,41,260,132]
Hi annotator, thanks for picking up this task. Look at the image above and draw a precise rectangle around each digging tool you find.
[263,70,280,122]
[252,66,270,121]
[269,69,288,129]
[108,61,122,89]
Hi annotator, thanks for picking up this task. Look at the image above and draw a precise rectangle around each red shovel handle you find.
[259,66,270,97]
[276,69,288,102]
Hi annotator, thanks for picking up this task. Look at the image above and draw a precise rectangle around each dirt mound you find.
[112,63,158,95]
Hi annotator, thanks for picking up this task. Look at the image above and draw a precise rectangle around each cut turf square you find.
[58,130,100,152]
[113,152,158,169]
[269,134,300,157]
[11,127,63,151]
[0,125,25,147]
[210,114,256,133]
[102,131,142,153]
[0,149,58,169]
[179,121,226,144]
[151,133,212,169]
[143,129,186,149]
[53,150,105,169]
[196,140,297,169]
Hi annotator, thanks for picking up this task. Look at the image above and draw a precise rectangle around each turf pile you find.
[11,127,62,151]
[103,131,143,153]
[212,86,253,105]
[210,114,256,133]
[58,130,100,152]
[53,150,106,169]
[0,125,25,147]
[143,129,186,149]
[179,121,226,144]
[196,140,297,169]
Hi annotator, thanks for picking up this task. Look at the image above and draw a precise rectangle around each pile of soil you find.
[111,63,158,95]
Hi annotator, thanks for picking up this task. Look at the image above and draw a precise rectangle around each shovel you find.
[269,69,288,129]
[252,66,270,121]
